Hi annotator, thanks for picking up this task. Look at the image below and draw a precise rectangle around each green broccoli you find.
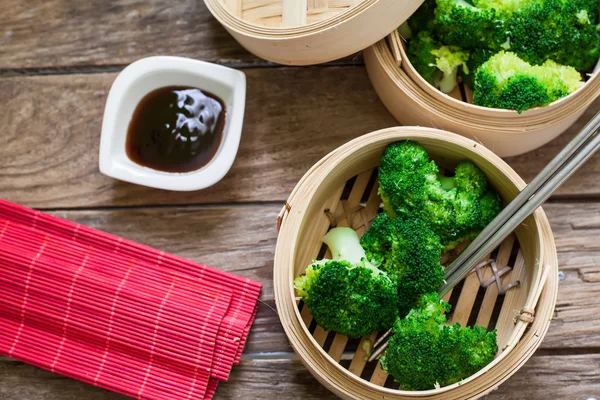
[380,293,498,391]
[294,227,398,338]
[378,140,502,251]
[435,0,600,73]
[407,31,470,93]
[407,31,439,84]
[473,51,584,113]
[505,0,600,72]
[435,0,509,50]
[407,0,438,36]
[432,46,471,93]
[360,213,445,316]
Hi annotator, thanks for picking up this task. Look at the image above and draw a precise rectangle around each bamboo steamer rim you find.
[367,40,600,130]
[204,0,387,37]
[274,126,558,399]
[393,31,600,117]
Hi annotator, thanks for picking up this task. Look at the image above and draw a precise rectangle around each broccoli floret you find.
[435,0,509,50]
[407,0,438,36]
[407,31,470,93]
[505,0,600,72]
[436,0,600,73]
[360,214,445,316]
[407,31,441,85]
[378,141,502,251]
[576,9,591,24]
[294,228,398,338]
[432,46,471,93]
[473,51,584,113]
[480,190,503,225]
[380,293,498,391]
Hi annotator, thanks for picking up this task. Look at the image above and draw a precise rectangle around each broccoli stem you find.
[439,68,460,93]
[438,174,457,190]
[454,0,475,8]
[322,227,367,264]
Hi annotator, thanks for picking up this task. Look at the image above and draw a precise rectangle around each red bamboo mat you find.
[0,199,262,399]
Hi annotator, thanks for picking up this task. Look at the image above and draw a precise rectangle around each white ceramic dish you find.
[99,56,246,191]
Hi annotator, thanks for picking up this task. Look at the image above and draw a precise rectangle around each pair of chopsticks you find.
[369,111,600,362]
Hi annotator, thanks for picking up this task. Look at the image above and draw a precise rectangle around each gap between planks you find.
[0,58,367,78]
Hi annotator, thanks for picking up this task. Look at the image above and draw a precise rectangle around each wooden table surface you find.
[1,1,600,399]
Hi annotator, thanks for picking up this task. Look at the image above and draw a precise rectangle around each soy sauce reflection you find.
[126,86,226,173]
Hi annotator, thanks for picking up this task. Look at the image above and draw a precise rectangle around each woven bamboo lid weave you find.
[204,0,424,65]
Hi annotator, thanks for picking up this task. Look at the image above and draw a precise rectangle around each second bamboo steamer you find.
[364,33,600,157]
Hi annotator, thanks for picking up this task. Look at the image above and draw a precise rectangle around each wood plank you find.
[243,300,292,353]
[476,238,514,328]
[484,353,600,399]
[449,272,480,326]
[0,67,396,208]
[1,353,599,399]
[539,202,600,349]
[0,0,258,70]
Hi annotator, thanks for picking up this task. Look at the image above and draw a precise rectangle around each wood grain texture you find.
[0,67,396,208]
[1,353,599,399]
[541,203,600,349]
[0,73,598,209]
[0,0,255,70]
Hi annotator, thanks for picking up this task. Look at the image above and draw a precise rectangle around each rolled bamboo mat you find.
[0,199,262,399]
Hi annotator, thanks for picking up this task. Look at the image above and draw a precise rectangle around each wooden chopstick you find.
[368,111,600,363]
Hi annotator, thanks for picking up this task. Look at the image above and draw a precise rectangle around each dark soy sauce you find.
[126,86,226,173]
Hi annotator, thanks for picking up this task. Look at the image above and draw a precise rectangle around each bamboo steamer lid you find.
[363,31,600,157]
[203,0,425,65]
[274,127,558,399]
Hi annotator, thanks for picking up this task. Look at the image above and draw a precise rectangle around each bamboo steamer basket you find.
[203,0,425,65]
[274,127,558,399]
[364,32,600,157]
